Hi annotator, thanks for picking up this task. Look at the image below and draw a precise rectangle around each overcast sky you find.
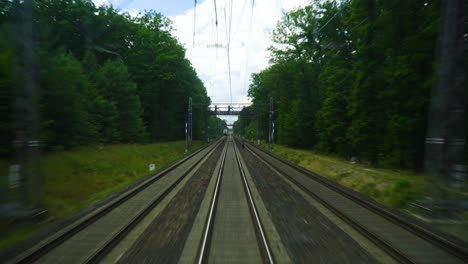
[92,0,310,124]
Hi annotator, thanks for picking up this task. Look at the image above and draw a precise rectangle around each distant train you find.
[223,129,228,136]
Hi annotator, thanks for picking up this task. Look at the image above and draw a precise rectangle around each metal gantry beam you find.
[208,103,255,116]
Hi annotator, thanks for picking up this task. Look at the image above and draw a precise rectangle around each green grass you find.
[263,144,468,243]
[0,140,203,251]
[269,144,429,208]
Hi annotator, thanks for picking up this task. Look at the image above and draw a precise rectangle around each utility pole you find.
[189,97,193,149]
[204,110,208,143]
[256,113,260,145]
[214,105,218,138]
[424,0,466,189]
[269,97,274,150]
[12,0,43,208]
[188,97,193,151]
[185,120,188,153]
[272,120,275,150]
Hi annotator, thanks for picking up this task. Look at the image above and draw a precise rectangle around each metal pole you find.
[256,113,260,145]
[269,97,273,149]
[185,121,188,153]
[188,97,193,150]
[272,121,275,150]
[424,0,466,189]
[271,99,275,150]
[190,98,193,148]
[204,110,208,143]
[13,0,43,207]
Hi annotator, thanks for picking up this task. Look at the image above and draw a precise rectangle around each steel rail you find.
[238,139,411,264]
[197,140,228,264]
[9,138,224,264]
[233,140,274,264]
[84,139,224,263]
[237,137,468,263]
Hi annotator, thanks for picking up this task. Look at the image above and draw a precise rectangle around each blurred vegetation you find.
[0,0,218,155]
[0,0,228,251]
[0,140,202,250]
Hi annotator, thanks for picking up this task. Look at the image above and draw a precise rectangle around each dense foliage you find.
[235,0,466,170]
[0,0,222,154]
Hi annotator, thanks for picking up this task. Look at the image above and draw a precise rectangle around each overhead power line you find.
[193,0,197,47]
[214,0,218,26]
[209,1,220,96]
[242,0,255,98]
[224,2,233,105]
[315,2,347,36]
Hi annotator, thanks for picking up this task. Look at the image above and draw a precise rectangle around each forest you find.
[0,0,224,155]
[0,0,465,172]
[234,0,467,171]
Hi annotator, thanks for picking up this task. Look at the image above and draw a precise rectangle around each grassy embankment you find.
[0,140,202,250]
[266,144,468,242]
[264,144,430,208]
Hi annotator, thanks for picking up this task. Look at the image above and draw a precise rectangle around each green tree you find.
[244,0,441,171]
[94,59,147,143]
[315,52,352,156]
[1,0,212,152]
[41,52,98,148]
[82,50,119,143]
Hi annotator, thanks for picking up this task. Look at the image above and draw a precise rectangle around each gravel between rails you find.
[116,142,225,263]
[237,142,378,263]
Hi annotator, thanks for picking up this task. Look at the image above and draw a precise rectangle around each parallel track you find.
[9,138,224,264]
[198,139,273,264]
[233,140,274,264]
[197,141,228,264]
[237,137,468,264]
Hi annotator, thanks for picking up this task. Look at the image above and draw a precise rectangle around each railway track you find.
[236,137,468,264]
[7,138,225,264]
[196,137,274,264]
[8,135,466,263]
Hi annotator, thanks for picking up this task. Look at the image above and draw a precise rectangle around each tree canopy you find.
[235,0,454,170]
[0,0,211,153]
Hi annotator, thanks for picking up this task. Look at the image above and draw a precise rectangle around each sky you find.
[92,0,310,124]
